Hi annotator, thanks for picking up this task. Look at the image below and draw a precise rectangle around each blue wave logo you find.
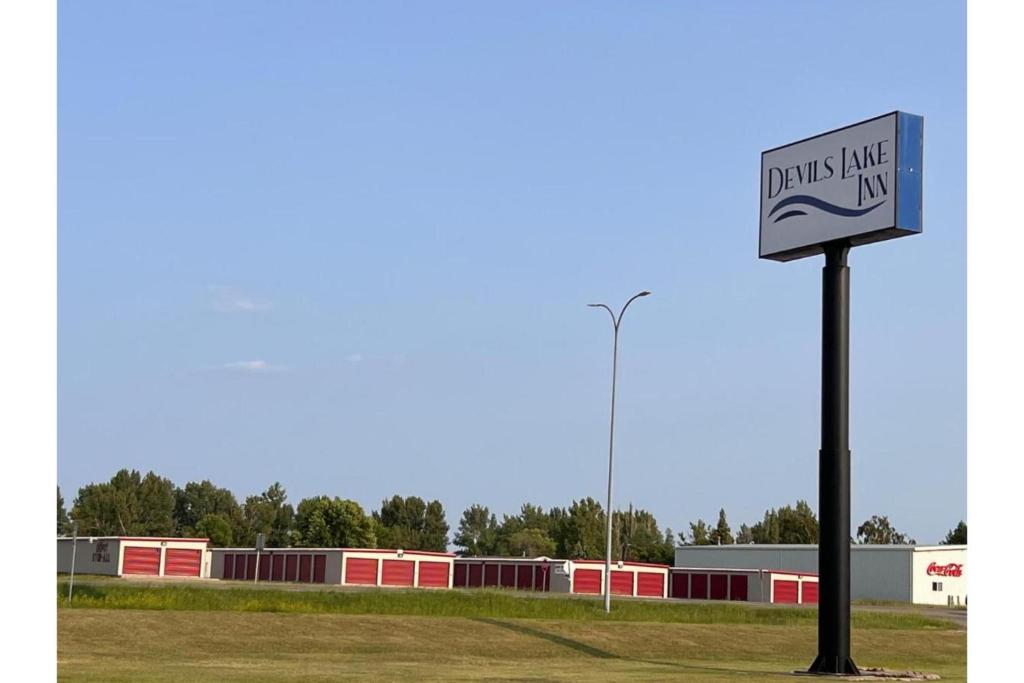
[768,195,884,223]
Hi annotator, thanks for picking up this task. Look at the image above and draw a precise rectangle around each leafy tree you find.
[504,528,557,557]
[709,508,734,545]
[294,496,375,548]
[240,483,295,547]
[684,519,712,546]
[174,480,243,544]
[941,521,967,545]
[515,503,554,537]
[195,513,234,547]
[749,500,819,544]
[556,497,606,559]
[493,503,557,556]
[57,486,70,535]
[453,504,500,556]
[736,524,754,544]
[373,495,449,551]
[547,506,570,553]
[660,528,677,565]
[71,469,176,536]
[422,500,450,551]
[136,472,177,535]
[855,515,916,545]
[615,507,669,562]
[374,495,425,549]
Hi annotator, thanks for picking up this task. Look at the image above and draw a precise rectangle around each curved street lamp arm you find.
[616,291,651,326]
[588,303,617,329]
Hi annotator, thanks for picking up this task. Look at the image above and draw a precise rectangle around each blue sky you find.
[58,1,965,544]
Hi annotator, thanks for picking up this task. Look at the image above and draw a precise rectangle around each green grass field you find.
[57,581,966,682]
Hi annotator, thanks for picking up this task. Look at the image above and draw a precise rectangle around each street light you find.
[588,290,650,613]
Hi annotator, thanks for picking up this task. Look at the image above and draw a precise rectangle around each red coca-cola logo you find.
[927,562,963,577]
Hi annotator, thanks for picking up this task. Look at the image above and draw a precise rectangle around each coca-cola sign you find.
[926,562,963,577]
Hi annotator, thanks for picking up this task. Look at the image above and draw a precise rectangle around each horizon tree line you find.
[57,469,966,557]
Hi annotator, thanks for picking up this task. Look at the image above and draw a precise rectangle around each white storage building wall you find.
[912,547,966,606]
[674,544,966,605]
[57,537,211,578]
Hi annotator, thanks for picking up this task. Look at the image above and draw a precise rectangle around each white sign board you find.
[759,112,923,261]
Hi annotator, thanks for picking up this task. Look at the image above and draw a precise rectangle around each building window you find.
[932,581,943,592]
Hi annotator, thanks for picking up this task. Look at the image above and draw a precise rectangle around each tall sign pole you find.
[759,112,923,676]
[814,241,854,673]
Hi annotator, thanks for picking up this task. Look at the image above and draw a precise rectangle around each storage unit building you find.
[341,549,455,589]
[452,556,565,592]
[567,560,670,598]
[57,537,211,578]
[210,548,455,589]
[211,548,342,584]
[674,544,966,606]
[669,567,818,604]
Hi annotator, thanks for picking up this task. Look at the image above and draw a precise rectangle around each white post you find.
[67,523,78,604]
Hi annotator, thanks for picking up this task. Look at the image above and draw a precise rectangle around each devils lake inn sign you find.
[759,111,923,261]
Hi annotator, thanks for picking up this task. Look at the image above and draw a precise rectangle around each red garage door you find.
[382,560,415,586]
[516,565,533,590]
[313,555,327,583]
[611,570,633,596]
[671,572,689,599]
[500,564,516,588]
[573,568,602,594]
[453,563,468,587]
[710,574,728,600]
[774,579,799,604]
[346,557,378,585]
[691,573,708,599]
[222,553,234,579]
[271,554,284,581]
[298,555,312,583]
[258,554,271,581]
[637,572,664,598]
[164,549,202,577]
[418,561,450,588]
[801,582,819,604]
[122,546,161,575]
[468,563,483,587]
[285,555,299,582]
[235,553,249,580]
[484,564,499,587]
[730,574,748,601]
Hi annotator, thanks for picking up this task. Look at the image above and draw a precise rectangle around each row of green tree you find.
[56,470,449,551]
[57,469,967,556]
[683,505,966,546]
[453,500,678,564]
[452,498,965,563]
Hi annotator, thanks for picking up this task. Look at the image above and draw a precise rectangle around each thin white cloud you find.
[346,354,363,363]
[207,286,272,312]
[222,360,286,373]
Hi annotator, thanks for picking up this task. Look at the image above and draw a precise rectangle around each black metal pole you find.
[808,242,859,676]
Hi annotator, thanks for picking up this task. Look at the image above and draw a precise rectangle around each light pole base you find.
[807,655,861,676]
